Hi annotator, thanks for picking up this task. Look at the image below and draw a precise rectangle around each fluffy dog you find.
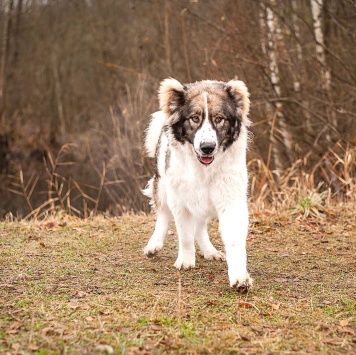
[142,78,253,292]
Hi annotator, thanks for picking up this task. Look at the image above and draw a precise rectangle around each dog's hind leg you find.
[144,205,171,257]
[195,218,225,261]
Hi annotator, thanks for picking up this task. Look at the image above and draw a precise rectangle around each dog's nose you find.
[200,142,216,155]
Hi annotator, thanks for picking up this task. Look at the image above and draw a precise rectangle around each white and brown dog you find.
[143,78,253,292]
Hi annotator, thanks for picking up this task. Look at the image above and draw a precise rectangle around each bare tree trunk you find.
[51,53,65,136]
[310,0,336,131]
[163,0,172,73]
[261,1,293,171]
[259,4,282,172]
[0,0,13,127]
[181,12,192,82]
[12,0,23,69]
[291,0,312,134]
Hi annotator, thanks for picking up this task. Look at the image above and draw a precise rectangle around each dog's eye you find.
[190,115,200,124]
[214,116,223,124]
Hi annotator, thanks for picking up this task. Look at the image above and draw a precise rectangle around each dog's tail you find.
[144,111,166,158]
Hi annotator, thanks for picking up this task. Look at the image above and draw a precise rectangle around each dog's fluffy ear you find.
[225,80,251,127]
[159,78,186,117]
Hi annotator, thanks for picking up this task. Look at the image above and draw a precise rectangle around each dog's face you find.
[159,79,250,166]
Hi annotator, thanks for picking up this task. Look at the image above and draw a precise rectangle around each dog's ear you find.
[159,78,186,117]
[225,80,251,127]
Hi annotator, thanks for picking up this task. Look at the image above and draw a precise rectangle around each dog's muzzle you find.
[197,142,216,165]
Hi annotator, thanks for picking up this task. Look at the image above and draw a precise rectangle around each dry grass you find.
[4,140,355,221]
[1,207,355,354]
[248,143,355,213]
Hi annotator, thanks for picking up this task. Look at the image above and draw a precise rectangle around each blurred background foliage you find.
[0,0,355,218]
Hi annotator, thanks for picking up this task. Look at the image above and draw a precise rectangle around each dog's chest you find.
[167,162,218,216]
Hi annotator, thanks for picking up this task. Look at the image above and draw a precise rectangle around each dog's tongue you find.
[200,156,214,165]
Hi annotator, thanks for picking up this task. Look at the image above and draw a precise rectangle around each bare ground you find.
[0,206,355,354]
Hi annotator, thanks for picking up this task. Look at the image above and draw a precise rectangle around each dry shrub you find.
[248,142,355,215]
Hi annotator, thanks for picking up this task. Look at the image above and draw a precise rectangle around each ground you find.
[0,206,355,354]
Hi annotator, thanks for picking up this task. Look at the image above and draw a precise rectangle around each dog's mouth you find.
[197,155,214,166]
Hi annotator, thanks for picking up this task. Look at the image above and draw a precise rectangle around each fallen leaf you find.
[28,343,39,351]
[9,321,22,330]
[41,327,53,336]
[54,328,65,336]
[238,301,254,309]
[99,309,111,315]
[339,319,349,327]
[151,324,162,331]
[271,302,281,310]
[275,278,288,283]
[0,283,15,289]
[85,316,94,322]
[338,327,355,335]
[7,330,19,334]
[239,333,251,341]
[323,338,344,345]
[12,343,20,350]
[206,301,216,306]
[94,344,114,353]
[39,242,46,248]
[117,326,130,333]
[251,326,264,334]
[7,321,22,333]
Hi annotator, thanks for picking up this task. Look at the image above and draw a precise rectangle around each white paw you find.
[174,257,195,270]
[203,251,226,261]
[143,242,163,257]
[230,273,253,293]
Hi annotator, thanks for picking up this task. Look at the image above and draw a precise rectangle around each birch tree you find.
[310,0,336,130]
[291,0,312,134]
[260,1,293,171]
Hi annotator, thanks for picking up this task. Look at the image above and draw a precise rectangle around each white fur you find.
[143,96,252,291]
[193,92,218,156]
[144,111,165,158]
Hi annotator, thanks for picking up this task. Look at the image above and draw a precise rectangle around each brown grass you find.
[248,143,355,213]
[0,207,355,354]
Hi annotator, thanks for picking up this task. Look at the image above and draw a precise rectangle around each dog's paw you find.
[143,243,163,258]
[174,257,195,270]
[230,274,253,293]
[203,251,226,261]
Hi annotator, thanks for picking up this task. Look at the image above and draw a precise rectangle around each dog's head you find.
[158,78,250,166]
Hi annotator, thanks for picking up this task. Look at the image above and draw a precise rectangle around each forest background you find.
[0,0,355,219]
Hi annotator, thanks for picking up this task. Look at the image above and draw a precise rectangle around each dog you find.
[142,78,253,292]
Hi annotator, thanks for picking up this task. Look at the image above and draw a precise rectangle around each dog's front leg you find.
[219,203,253,292]
[144,205,171,257]
[172,208,196,269]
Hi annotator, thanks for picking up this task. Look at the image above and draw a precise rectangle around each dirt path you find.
[1,207,355,354]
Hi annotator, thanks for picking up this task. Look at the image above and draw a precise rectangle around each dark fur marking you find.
[168,81,244,152]
[169,88,186,114]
